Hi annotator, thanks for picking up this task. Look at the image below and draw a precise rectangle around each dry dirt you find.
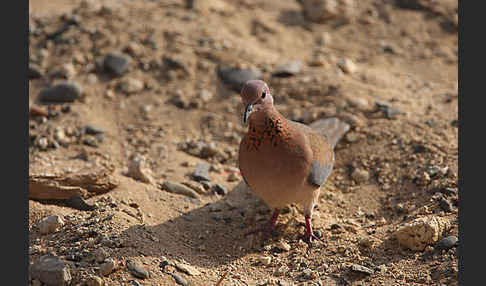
[28,0,458,285]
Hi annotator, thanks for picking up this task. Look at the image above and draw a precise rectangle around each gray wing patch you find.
[307,160,333,187]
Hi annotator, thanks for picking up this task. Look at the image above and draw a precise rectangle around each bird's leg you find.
[245,209,280,240]
[304,214,322,252]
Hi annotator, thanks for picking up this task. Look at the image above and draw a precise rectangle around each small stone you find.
[317,32,332,46]
[127,154,155,184]
[395,216,451,251]
[258,256,272,266]
[104,52,131,76]
[435,236,458,251]
[344,132,359,143]
[84,275,104,286]
[171,273,188,286]
[212,184,227,196]
[175,262,201,276]
[38,215,64,234]
[181,181,207,195]
[275,241,291,252]
[38,82,83,103]
[351,168,369,184]
[192,163,211,182]
[100,258,117,276]
[120,78,144,94]
[350,264,374,275]
[84,125,105,135]
[126,260,149,279]
[338,58,357,74]
[359,236,378,248]
[218,66,262,92]
[162,181,200,199]
[272,61,302,77]
[31,255,72,286]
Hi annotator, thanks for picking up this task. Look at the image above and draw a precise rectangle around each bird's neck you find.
[244,106,289,150]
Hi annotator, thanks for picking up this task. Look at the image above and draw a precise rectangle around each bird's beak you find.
[243,104,253,124]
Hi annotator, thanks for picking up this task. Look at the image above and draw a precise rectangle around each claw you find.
[304,215,322,253]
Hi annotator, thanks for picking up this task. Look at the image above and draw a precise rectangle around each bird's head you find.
[240,80,273,123]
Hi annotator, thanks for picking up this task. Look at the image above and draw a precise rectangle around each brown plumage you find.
[238,80,343,249]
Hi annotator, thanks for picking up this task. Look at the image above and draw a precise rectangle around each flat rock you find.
[435,235,458,251]
[103,52,131,76]
[38,82,83,104]
[175,262,201,276]
[350,264,374,275]
[272,61,302,77]
[218,66,262,92]
[161,181,200,199]
[395,216,451,251]
[31,255,72,286]
[192,163,211,182]
[171,273,188,286]
[126,260,149,279]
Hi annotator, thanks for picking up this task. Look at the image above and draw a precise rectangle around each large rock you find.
[38,215,64,234]
[38,82,83,104]
[395,216,451,251]
[31,255,72,286]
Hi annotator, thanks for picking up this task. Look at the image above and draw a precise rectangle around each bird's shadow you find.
[120,181,275,268]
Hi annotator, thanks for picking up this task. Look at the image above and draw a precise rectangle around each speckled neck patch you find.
[243,114,288,151]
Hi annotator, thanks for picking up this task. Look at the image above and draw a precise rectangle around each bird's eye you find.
[261,91,266,99]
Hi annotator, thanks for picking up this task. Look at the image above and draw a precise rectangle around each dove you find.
[238,80,349,249]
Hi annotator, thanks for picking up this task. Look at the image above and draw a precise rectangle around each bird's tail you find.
[309,117,350,148]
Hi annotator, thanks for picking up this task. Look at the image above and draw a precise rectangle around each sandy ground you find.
[29,0,458,285]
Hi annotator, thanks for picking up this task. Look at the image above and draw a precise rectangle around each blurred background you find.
[29,0,458,285]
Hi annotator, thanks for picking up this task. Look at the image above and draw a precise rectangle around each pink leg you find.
[304,215,322,252]
[245,209,280,241]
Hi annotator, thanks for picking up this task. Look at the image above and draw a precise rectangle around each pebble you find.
[192,163,211,182]
[58,63,77,79]
[338,58,357,74]
[227,172,239,182]
[218,66,262,92]
[275,241,291,252]
[258,256,272,266]
[84,275,104,286]
[435,235,458,251]
[38,81,83,103]
[120,77,144,94]
[103,52,131,76]
[171,273,188,286]
[31,255,72,286]
[162,181,200,199]
[84,125,105,135]
[272,61,302,77]
[181,181,207,195]
[395,216,451,251]
[350,264,374,275]
[126,260,149,279]
[100,258,117,276]
[38,215,64,234]
[212,184,228,196]
[351,168,369,184]
[127,154,155,185]
[175,262,201,276]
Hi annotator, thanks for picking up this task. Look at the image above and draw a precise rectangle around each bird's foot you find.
[304,215,322,254]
